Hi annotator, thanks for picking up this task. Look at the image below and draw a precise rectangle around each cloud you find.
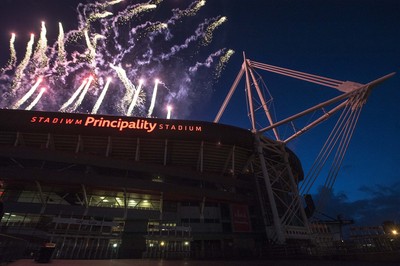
[312,182,400,226]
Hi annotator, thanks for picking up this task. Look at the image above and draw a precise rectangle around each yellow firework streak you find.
[33,21,49,68]
[93,34,106,44]
[120,4,157,23]
[84,30,94,61]
[215,49,234,79]
[88,11,113,23]
[84,30,104,65]
[12,34,35,90]
[146,22,168,34]
[203,16,227,46]
[1,33,17,73]
[103,0,123,8]
[178,0,206,17]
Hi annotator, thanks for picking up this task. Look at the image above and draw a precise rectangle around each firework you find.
[60,79,88,112]
[166,105,172,119]
[127,79,144,116]
[175,0,206,18]
[0,0,231,118]
[203,16,227,46]
[12,34,35,91]
[92,77,112,114]
[0,33,17,73]
[12,77,42,109]
[148,79,159,117]
[26,87,46,110]
[70,76,94,112]
[32,21,48,69]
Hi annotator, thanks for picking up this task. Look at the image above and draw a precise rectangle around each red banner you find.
[231,204,251,232]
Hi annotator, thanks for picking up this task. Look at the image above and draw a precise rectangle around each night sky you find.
[0,0,399,226]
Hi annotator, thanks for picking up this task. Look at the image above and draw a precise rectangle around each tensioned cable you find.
[317,105,363,210]
[323,89,366,191]
[300,86,368,196]
[300,98,356,194]
[249,60,344,89]
[313,88,367,211]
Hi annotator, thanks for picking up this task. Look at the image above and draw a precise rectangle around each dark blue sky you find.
[212,0,400,225]
[0,0,399,225]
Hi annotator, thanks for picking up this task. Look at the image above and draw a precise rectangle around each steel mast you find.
[214,53,395,244]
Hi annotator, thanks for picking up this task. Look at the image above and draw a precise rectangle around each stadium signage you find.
[30,115,202,133]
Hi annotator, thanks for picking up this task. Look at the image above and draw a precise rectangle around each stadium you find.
[0,54,395,260]
[0,106,308,259]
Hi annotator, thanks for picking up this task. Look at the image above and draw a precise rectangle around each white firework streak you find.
[110,64,136,114]
[59,79,88,111]
[127,79,144,116]
[12,78,42,109]
[70,76,94,112]
[92,77,112,114]
[166,105,172,119]
[147,79,159,117]
[26,87,46,111]
[103,0,124,8]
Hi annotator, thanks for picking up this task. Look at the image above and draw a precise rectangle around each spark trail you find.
[12,34,35,91]
[26,87,46,111]
[8,33,17,68]
[166,105,172,119]
[59,79,88,111]
[12,77,42,109]
[0,33,16,73]
[70,76,94,112]
[57,23,66,65]
[110,64,136,114]
[92,77,112,114]
[32,21,48,69]
[148,79,159,117]
[127,79,144,116]
[0,0,232,119]
[203,16,227,46]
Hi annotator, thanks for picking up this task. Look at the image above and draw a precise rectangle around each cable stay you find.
[306,88,369,213]
[214,53,395,243]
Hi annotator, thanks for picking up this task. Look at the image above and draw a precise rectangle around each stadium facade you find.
[0,109,308,259]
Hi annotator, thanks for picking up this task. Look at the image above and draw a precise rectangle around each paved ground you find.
[7,259,400,266]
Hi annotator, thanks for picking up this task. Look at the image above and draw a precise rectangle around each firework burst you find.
[0,0,234,118]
